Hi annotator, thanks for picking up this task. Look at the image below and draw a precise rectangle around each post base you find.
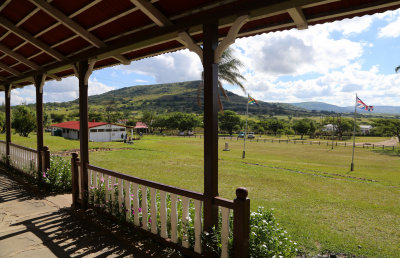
[350,163,354,171]
[242,151,245,159]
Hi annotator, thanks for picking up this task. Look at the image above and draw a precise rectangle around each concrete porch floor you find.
[0,171,179,258]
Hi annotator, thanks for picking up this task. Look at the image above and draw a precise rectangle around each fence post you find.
[71,153,80,208]
[233,187,250,258]
[42,146,50,173]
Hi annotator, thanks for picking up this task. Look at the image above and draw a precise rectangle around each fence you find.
[71,154,250,257]
[0,140,50,179]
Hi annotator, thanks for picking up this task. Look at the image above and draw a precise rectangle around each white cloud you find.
[118,49,202,83]
[378,15,400,38]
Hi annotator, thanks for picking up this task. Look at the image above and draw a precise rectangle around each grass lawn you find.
[1,133,399,256]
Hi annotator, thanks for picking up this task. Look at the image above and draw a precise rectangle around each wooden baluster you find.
[94,171,99,204]
[141,186,148,230]
[88,170,93,204]
[221,207,230,258]
[124,181,131,222]
[159,190,167,239]
[111,177,117,214]
[181,196,190,248]
[118,178,123,213]
[170,193,178,243]
[150,187,158,234]
[194,199,202,254]
[132,183,140,226]
[105,175,110,212]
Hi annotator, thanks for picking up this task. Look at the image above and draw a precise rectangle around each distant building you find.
[134,122,149,134]
[322,124,337,132]
[51,121,127,142]
[360,125,373,135]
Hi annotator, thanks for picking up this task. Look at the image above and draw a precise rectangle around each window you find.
[90,129,97,132]
[112,128,119,132]
[98,129,104,132]
[106,129,112,132]
[120,128,126,131]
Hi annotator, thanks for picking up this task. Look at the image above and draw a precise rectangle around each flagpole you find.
[351,93,357,171]
[242,94,249,158]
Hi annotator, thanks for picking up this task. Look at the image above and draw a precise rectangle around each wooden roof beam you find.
[29,0,130,65]
[287,7,308,30]
[0,61,22,76]
[0,0,11,12]
[0,15,65,61]
[130,0,172,27]
[0,43,40,70]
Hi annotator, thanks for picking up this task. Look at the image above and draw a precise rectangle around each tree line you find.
[1,105,399,143]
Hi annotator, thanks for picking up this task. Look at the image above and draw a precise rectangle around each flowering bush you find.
[42,156,71,192]
[249,207,298,257]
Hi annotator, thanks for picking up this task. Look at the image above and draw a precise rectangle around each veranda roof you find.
[1,0,400,91]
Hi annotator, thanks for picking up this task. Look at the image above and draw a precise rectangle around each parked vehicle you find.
[247,132,255,139]
[237,132,245,138]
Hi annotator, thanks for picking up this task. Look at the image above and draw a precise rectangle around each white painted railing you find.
[71,159,249,257]
[0,141,6,158]
[86,164,204,255]
[9,143,38,176]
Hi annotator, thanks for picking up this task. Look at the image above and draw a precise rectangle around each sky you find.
[5,8,400,107]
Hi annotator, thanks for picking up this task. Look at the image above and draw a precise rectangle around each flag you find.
[248,95,259,106]
[356,97,373,112]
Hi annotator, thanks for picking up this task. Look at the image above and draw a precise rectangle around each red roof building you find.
[134,122,148,129]
[51,121,108,130]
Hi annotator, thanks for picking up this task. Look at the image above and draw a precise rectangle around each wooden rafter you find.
[0,61,22,76]
[29,0,130,65]
[130,0,172,27]
[0,43,40,70]
[287,7,308,30]
[0,16,65,61]
[0,0,11,12]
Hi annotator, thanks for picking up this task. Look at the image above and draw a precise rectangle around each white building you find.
[360,125,373,135]
[322,124,337,132]
[51,121,127,142]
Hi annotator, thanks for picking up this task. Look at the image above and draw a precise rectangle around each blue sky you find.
[7,9,400,107]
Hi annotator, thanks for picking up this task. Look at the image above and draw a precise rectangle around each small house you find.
[134,122,149,134]
[360,125,373,135]
[51,121,127,142]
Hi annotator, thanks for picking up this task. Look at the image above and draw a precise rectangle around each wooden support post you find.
[5,85,11,166]
[34,74,46,179]
[42,146,50,172]
[233,187,250,258]
[76,59,94,209]
[71,153,80,208]
[203,21,219,231]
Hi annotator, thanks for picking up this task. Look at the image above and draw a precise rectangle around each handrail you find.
[87,164,205,201]
[214,196,234,209]
[9,142,38,153]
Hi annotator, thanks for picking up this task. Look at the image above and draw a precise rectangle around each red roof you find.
[51,121,108,130]
[135,122,148,129]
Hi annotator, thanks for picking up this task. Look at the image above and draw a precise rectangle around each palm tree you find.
[198,47,246,110]
[396,65,400,73]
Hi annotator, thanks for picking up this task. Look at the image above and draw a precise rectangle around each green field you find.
[1,133,399,257]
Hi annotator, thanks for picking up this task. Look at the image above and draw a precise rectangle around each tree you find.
[0,112,5,133]
[323,115,355,140]
[265,118,286,136]
[292,119,315,139]
[141,110,156,132]
[198,47,246,110]
[372,119,400,142]
[12,106,36,137]
[396,65,400,73]
[219,110,241,135]
[166,112,201,132]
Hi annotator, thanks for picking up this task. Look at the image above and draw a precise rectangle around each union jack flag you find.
[356,97,373,112]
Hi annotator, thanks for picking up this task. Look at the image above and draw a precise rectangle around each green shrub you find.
[43,156,71,192]
[250,207,297,257]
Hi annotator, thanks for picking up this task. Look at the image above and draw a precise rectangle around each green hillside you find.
[44,80,312,116]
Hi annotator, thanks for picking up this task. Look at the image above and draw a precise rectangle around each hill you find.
[44,81,312,116]
[291,101,400,115]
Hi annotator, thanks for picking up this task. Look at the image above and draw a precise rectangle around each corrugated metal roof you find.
[0,0,399,90]
[51,121,108,130]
